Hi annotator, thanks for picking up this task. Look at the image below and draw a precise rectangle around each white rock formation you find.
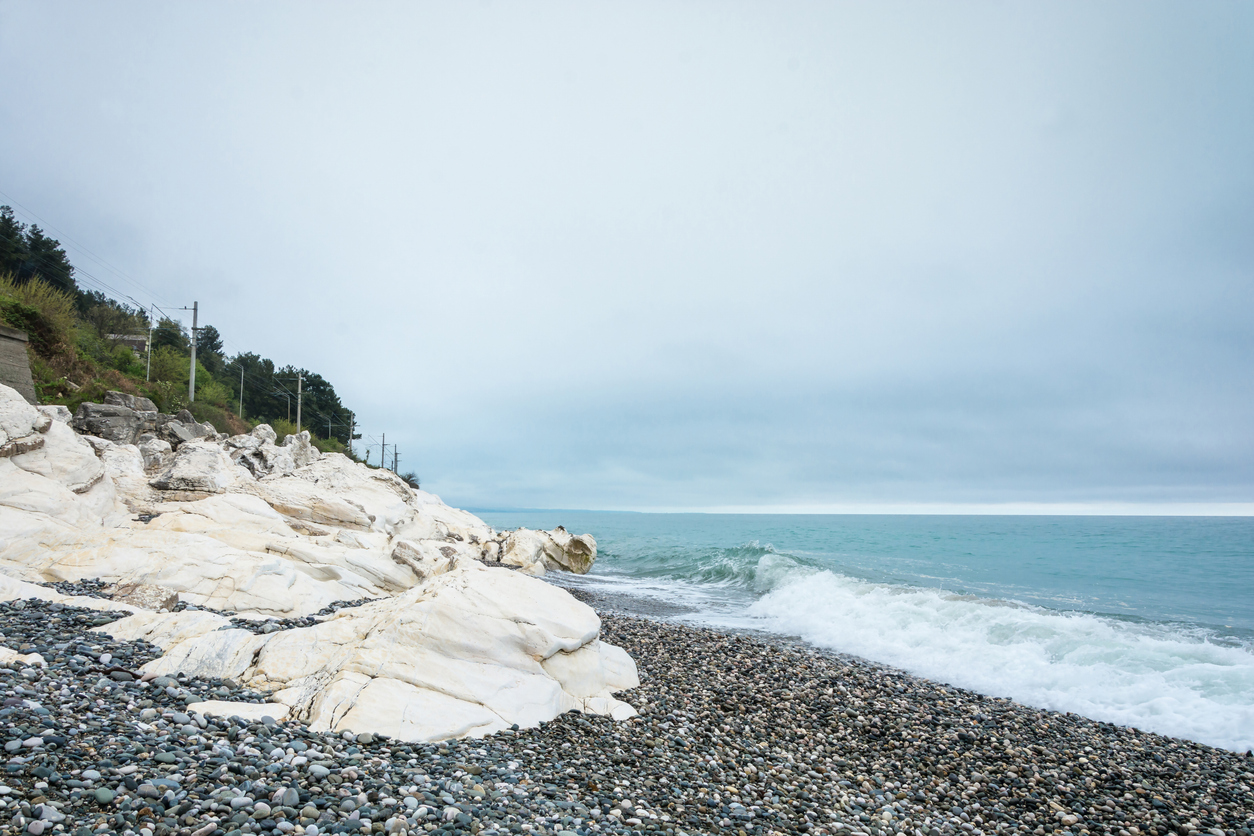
[503,526,598,575]
[149,440,247,493]
[0,382,631,741]
[102,561,637,741]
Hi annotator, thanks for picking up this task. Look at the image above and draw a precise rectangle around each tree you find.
[223,352,275,421]
[149,345,188,385]
[152,317,189,352]
[76,290,148,339]
[22,225,75,293]
[0,208,25,276]
[0,207,76,294]
[196,324,225,375]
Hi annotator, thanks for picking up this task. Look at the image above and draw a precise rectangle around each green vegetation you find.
[0,206,361,454]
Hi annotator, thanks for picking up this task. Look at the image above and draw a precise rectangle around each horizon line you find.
[466,501,1254,517]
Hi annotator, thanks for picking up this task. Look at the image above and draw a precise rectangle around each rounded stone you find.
[93,787,115,804]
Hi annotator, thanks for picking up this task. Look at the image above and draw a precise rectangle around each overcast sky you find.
[1,1,1251,512]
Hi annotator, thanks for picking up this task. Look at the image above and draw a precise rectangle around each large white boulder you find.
[10,420,106,495]
[137,434,172,471]
[149,440,246,493]
[103,561,638,741]
[503,527,598,575]
[0,523,405,617]
[0,384,50,457]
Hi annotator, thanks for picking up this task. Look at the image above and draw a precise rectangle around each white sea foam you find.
[726,565,1254,752]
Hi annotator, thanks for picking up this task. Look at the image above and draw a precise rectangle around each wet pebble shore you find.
[0,598,1250,836]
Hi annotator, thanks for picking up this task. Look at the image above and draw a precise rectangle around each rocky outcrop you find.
[72,401,152,445]
[1,386,51,457]
[107,581,179,611]
[503,526,598,575]
[225,424,321,478]
[103,390,158,412]
[73,392,220,449]
[103,562,637,741]
[148,440,244,493]
[0,383,626,742]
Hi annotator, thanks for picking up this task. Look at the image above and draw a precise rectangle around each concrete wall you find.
[0,325,38,404]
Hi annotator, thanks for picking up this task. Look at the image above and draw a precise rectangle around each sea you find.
[477,512,1254,754]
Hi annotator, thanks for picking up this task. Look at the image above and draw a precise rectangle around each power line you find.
[0,190,174,306]
[2,201,370,448]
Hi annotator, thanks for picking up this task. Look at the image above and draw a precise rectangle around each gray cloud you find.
[1,1,1250,511]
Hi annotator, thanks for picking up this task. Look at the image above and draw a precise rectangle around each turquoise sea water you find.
[478,512,1254,752]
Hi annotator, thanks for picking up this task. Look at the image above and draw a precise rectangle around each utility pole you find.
[295,372,303,433]
[348,412,354,457]
[393,446,398,472]
[327,415,332,440]
[380,433,385,471]
[188,301,198,403]
[145,306,153,382]
[238,367,244,418]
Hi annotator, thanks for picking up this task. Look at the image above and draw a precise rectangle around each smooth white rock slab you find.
[108,562,637,741]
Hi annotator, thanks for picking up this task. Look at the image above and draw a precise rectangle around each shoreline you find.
[1,597,1250,836]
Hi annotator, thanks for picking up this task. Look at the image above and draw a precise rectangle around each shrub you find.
[312,436,348,455]
[270,418,299,445]
[195,376,231,408]
[148,380,187,414]
[110,344,143,376]
[0,273,77,359]
[148,345,188,385]
[187,401,249,436]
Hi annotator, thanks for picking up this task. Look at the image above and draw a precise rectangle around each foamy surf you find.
[485,512,1254,753]
[730,568,1254,753]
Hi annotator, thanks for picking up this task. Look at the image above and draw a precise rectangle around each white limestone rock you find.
[501,529,552,575]
[0,393,641,742]
[108,582,179,611]
[149,440,245,493]
[280,430,320,468]
[137,434,173,471]
[37,405,72,425]
[0,523,396,617]
[0,460,102,531]
[0,384,49,457]
[502,527,598,575]
[389,539,456,581]
[10,421,105,495]
[547,526,598,574]
[110,562,637,741]
[93,439,146,480]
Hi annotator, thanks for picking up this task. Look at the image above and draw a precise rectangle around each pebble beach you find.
[1,594,1251,836]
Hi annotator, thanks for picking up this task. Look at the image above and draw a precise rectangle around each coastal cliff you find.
[0,383,638,742]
